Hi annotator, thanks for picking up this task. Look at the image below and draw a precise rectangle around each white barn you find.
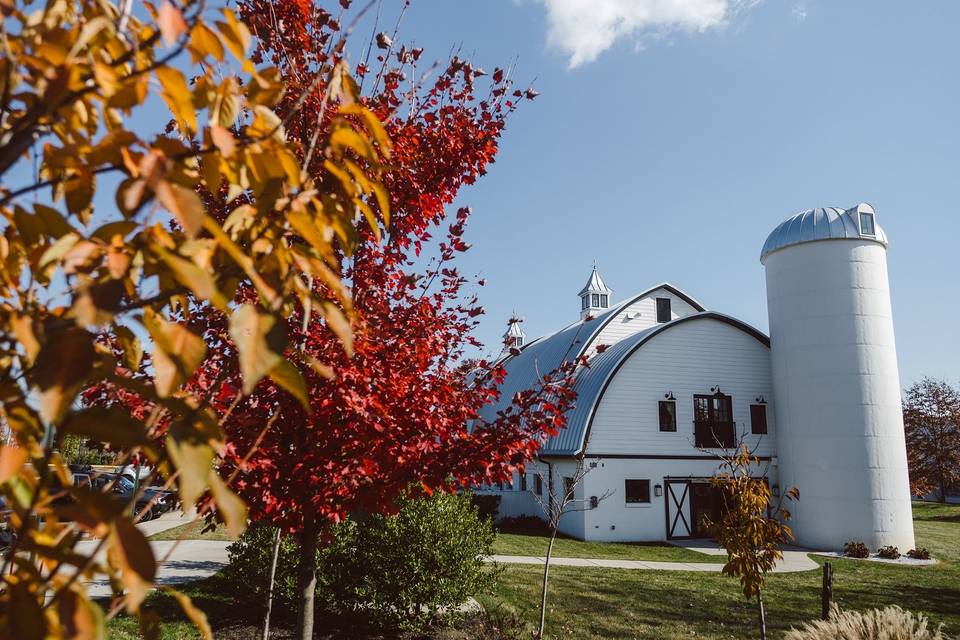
[478,204,915,551]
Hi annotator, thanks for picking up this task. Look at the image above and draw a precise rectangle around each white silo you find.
[761,203,915,552]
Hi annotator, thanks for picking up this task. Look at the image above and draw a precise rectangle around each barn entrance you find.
[664,477,724,539]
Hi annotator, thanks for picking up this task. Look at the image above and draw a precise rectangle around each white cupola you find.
[502,314,526,350]
[578,265,612,319]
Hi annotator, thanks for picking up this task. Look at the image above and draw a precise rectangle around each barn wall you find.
[585,288,701,357]
[585,318,777,458]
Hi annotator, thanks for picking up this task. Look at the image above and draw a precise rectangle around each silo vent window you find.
[859,212,876,237]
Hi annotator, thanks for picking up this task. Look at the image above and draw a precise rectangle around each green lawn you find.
[147,520,231,542]
[491,532,713,563]
[479,501,960,639]
[109,501,960,639]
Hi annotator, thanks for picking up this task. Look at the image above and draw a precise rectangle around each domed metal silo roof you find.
[760,203,888,263]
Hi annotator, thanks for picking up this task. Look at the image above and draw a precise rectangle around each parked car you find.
[94,474,177,521]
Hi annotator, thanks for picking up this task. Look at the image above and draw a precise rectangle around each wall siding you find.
[585,289,700,357]
[586,318,777,458]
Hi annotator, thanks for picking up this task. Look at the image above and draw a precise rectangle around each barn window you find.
[563,476,575,499]
[600,294,608,307]
[659,400,677,432]
[693,392,735,448]
[751,404,768,434]
[521,473,528,492]
[581,296,589,310]
[859,212,876,236]
[625,479,651,504]
[591,293,600,307]
[656,298,671,323]
[535,475,543,495]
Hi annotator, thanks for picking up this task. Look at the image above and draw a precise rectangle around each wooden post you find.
[821,562,833,620]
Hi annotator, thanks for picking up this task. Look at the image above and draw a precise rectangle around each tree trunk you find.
[536,527,559,640]
[295,509,319,640]
[939,477,947,503]
[756,589,767,640]
[262,527,282,640]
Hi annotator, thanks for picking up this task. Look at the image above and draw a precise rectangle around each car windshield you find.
[116,476,135,491]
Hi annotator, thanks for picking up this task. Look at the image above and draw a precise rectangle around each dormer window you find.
[859,211,876,237]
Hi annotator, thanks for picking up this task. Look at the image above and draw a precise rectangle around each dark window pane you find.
[582,296,588,310]
[521,473,528,491]
[600,294,608,307]
[625,479,651,504]
[535,475,543,495]
[751,404,768,434]
[591,294,600,307]
[659,400,677,432]
[563,476,575,499]
[860,212,875,236]
[656,298,671,323]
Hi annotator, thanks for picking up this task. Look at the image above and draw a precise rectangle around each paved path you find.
[135,509,199,537]
[487,541,820,573]
[77,539,231,599]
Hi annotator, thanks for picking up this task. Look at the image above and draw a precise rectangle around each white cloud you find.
[539,0,762,68]
[792,2,807,21]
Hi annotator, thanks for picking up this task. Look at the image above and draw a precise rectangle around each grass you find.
[491,532,713,563]
[147,520,231,542]
[478,501,960,639]
[108,501,960,639]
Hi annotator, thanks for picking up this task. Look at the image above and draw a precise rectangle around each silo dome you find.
[760,203,887,263]
[761,202,915,552]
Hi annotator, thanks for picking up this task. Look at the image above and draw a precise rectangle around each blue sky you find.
[387,0,960,387]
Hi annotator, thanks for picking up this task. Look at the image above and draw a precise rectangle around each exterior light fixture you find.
[711,386,724,398]
[590,496,599,509]
[664,391,676,401]
[755,395,767,404]
[772,484,780,497]
[654,484,663,497]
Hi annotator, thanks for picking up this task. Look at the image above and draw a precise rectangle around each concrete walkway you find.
[487,540,820,573]
[135,508,199,537]
[77,539,231,599]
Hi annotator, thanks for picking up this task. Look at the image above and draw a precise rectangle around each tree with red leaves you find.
[81,2,573,636]
[196,2,575,636]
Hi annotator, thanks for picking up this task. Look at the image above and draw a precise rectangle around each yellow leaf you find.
[209,125,236,158]
[228,304,286,394]
[189,22,224,62]
[155,66,197,133]
[165,587,213,640]
[166,437,213,507]
[322,302,353,357]
[268,358,309,412]
[216,10,251,61]
[154,180,204,237]
[31,326,96,424]
[155,246,228,309]
[0,446,27,484]
[56,585,106,640]
[208,473,247,539]
[115,325,143,371]
[157,1,188,46]
[108,518,156,612]
[144,311,207,397]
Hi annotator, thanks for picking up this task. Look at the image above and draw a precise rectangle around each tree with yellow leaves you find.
[0,0,389,635]
[706,444,799,640]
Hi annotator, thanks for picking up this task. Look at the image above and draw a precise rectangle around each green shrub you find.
[327,491,498,630]
[784,605,947,640]
[877,545,901,560]
[844,541,870,558]
[224,491,496,631]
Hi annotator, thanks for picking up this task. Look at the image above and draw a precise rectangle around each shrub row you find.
[843,541,931,560]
